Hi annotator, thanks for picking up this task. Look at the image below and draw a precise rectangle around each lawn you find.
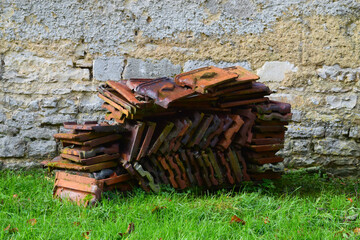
[1,169,360,239]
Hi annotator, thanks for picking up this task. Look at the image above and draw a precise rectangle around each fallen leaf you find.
[264,217,270,224]
[152,206,167,214]
[27,218,37,226]
[73,222,81,227]
[9,228,18,234]
[127,223,134,234]
[230,215,246,225]
[353,227,360,235]
[118,223,135,237]
[82,230,91,239]
[3,224,18,234]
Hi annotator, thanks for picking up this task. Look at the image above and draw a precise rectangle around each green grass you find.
[1,169,360,239]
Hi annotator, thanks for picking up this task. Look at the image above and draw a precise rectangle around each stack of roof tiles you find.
[42,122,134,205]
[43,66,291,205]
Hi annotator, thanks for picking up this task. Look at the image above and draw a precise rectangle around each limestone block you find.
[74,59,92,68]
[329,87,352,93]
[2,95,23,108]
[290,110,302,122]
[77,112,105,123]
[39,108,59,117]
[59,126,73,134]
[123,58,181,79]
[57,99,78,114]
[0,125,6,135]
[41,114,74,125]
[277,139,291,157]
[0,54,3,80]
[27,100,40,111]
[71,83,97,92]
[66,59,74,67]
[75,45,86,58]
[257,61,298,82]
[314,138,360,156]
[317,64,360,82]
[11,111,37,129]
[51,88,72,95]
[291,139,311,153]
[287,125,325,138]
[325,123,350,137]
[46,68,90,82]
[27,140,57,157]
[61,99,76,108]
[268,93,296,105]
[309,96,322,105]
[285,156,316,168]
[349,126,360,139]
[93,57,124,81]
[0,124,19,135]
[0,110,6,123]
[64,68,90,81]
[3,52,89,84]
[183,60,251,72]
[41,97,59,108]
[59,105,78,114]
[322,157,359,166]
[0,136,25,157]
[79,96,103,112]
[326,95,357,109]
[21,127,58,140]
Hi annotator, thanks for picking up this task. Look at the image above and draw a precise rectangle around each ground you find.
[1,169,360,239]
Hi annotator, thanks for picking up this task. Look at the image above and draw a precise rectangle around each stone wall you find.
[1,0,359,175]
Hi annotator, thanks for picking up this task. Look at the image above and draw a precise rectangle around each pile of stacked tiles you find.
[42,122,135,205]
[44,66,291,204]
[240,102,291,181]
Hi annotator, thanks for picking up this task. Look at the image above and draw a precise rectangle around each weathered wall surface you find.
[1,0,359,175]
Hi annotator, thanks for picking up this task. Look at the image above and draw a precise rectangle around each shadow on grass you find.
[4,167,359,201]
[103,169,360,202]
[270,170,360,198]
